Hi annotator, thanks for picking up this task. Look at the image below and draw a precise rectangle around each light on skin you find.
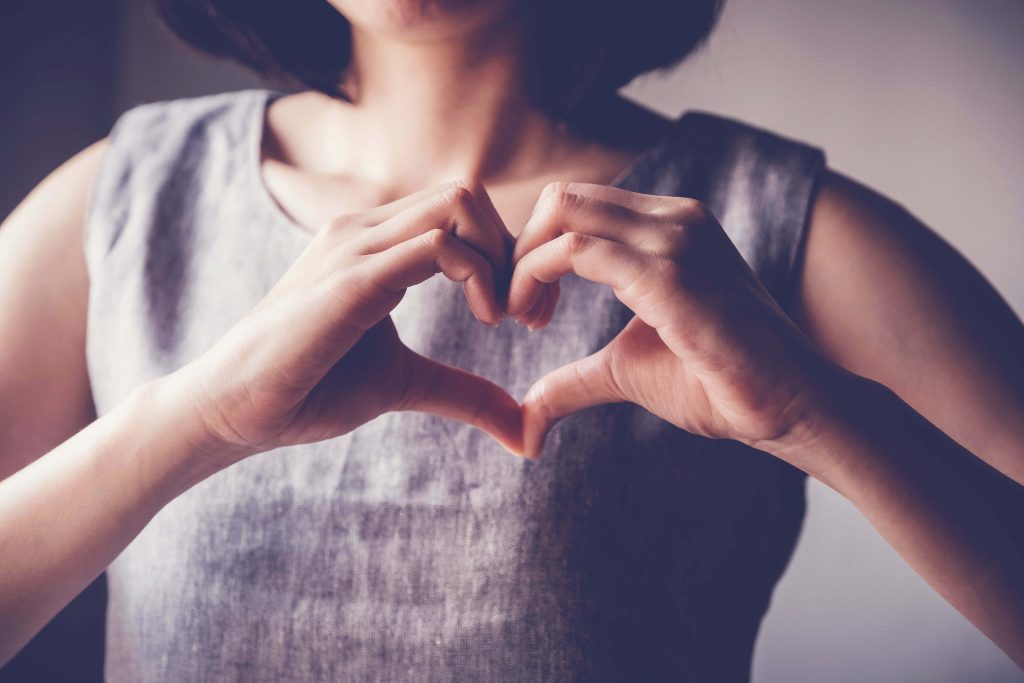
[314,0,569,191]
[264,0,654,234]
[0,0,1023,672]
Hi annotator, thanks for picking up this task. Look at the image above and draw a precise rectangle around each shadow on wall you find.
[0,1,114,682]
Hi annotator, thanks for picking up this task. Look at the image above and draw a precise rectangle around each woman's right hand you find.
[170,180,524,463]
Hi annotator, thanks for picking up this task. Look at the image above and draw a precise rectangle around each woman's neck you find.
[316,12,576,190]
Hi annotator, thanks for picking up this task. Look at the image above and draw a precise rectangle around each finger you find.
[470,178,517,244]
[513,182,683,265]
[507,232,651,319]
[521,347,623,459]
[320,183,457,237]
[533,278,561,329]
[542,182,683,213]
[400,349,525,457]
[520,278,560,330]
[356,181,459,225]
[520,283,548,330]
[368,228,503,325]
[509,185,648,326]
[356,181,511,297]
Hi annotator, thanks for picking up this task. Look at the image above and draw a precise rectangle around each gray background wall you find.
[1,0,1022,681]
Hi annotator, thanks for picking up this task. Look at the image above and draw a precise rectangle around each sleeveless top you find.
[84,89,825,682]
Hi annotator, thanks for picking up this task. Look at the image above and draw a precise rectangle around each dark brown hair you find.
[156,0,723,120]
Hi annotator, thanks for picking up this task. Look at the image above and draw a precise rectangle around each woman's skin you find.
[1,0,1023,669]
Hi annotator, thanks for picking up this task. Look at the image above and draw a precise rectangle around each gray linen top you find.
[84,88,825,682]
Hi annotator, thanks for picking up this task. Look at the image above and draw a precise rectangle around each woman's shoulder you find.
[89,88,272,222]
[112,88,271,127]
[617,104,827,228]
[0,139,110,473]
[83,89,277,264]
[669,109,826,187]
[106,88,273,161]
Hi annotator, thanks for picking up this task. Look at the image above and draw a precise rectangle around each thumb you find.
[399,350,525,457]
[521,348,623,460]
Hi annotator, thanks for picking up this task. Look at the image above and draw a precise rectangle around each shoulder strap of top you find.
[83,89,269,358]
[617,110,826,314]
[83,88,266,274]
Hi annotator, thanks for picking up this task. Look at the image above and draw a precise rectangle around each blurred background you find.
[1,0,1022,681]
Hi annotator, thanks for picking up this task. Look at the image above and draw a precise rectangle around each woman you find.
[0,0,1021,679]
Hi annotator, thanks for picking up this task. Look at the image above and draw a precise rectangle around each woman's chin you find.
[327,0,513,41]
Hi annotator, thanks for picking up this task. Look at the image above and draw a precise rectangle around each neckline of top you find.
[245,88,684,240]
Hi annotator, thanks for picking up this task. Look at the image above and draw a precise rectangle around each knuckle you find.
[440,178,482,208]
[423,227,452,249]
[564,231,592,255]
[662,223,692,256]
[660,199,716,257]
[447,184,475,207]
[542,180,568,198]
[539,181,584,218]
[674,197,712,222]
[455,177,485,195]
[544,180,579,198]
[660,196,694,220]
[324,212,362,233]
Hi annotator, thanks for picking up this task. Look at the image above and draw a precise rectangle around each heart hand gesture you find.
[176,178,834,466]
[508,182,835,459]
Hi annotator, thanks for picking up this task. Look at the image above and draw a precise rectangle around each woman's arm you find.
[766,369,1024,667]
[0,141,106,480]
[0,138,118,664]
[796,170,1024,485]
[788,170,1024,663]
[0,373,224,664]
[508,181,1024,668]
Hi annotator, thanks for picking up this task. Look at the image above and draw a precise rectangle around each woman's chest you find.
[107,258,804,679]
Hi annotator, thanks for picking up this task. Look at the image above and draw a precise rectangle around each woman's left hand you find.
[508,182,842,461]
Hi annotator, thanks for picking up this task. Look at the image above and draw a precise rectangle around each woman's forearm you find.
[0,373,233,665]
[769,373,1024,668]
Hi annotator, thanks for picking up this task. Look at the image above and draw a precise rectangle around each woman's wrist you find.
[112,373,254,506]
[753,363,904,490]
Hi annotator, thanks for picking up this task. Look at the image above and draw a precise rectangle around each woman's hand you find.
[509,182,840,462]
[173,180,524,462]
